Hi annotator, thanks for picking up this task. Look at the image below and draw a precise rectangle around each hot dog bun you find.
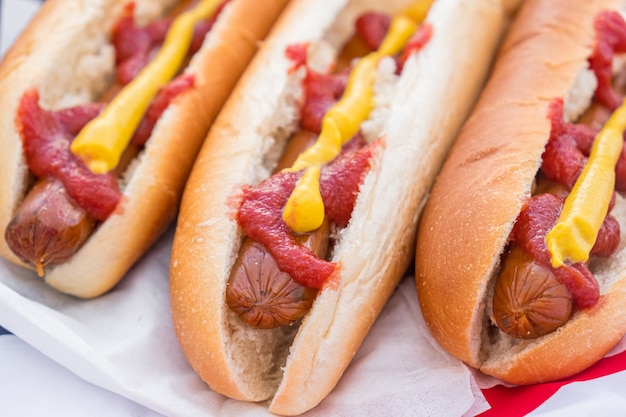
[0,0,288,298]
[169,0,520,413]
[415,0,626,385]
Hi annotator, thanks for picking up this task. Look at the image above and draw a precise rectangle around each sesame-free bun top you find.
[0,0,288,297]
[415,0,626,384]
[169,0,519,413]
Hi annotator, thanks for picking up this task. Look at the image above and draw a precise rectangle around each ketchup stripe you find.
[237,139,375,289]
[479,350,626,416]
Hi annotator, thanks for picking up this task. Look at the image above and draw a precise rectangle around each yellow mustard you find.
[546,99,626,267]
[70,0,221,174]
[378,14,421,56]
[403,0,435,23]
[288,52,380,173]
[283,166,325,232]
[282,1,432,233]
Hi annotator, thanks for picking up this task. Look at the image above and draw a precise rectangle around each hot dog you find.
[169,0,520,414]
[416,0,626,385]
[0,0,288,298]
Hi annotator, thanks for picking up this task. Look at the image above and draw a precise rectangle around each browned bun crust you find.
[415,0,626,384]
[0,0,288,298]
[170,0,520,414]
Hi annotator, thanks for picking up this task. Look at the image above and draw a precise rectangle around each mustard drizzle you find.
[70,0,221,174]
[282,0,433,233]
[546,99,626,267]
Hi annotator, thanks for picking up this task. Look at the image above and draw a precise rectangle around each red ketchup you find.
[589,10,626,110]
[237,136,378,290]
[16,3,216,220]
[235,11,433,289]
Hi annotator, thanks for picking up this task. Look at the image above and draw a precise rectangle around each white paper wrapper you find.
[0,224,488,417]
[1,334,166,417]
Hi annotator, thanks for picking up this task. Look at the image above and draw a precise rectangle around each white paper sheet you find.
[0,334,166,417]
[0,224,487,417]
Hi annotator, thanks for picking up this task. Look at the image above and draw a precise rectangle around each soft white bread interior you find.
[169,0,520,414]
[415,0,626,385]
[0,0,288,297]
